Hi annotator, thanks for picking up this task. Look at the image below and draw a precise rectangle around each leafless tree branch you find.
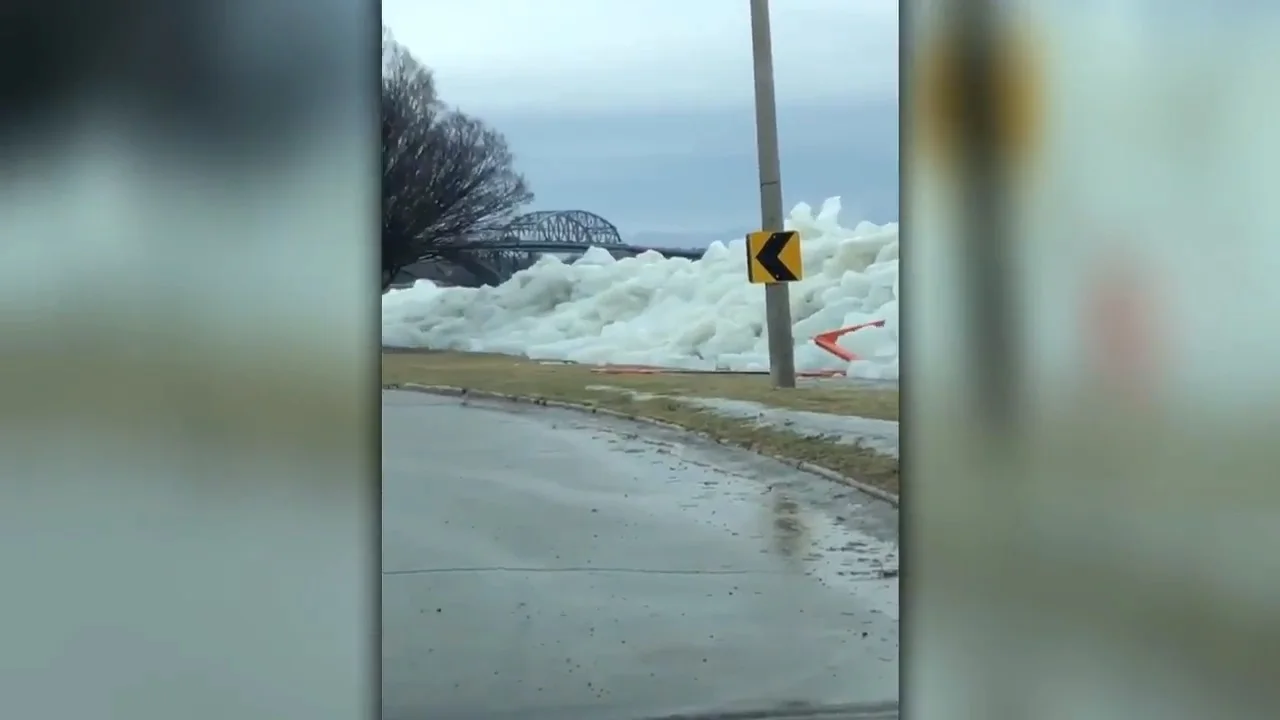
[381,29,533,290]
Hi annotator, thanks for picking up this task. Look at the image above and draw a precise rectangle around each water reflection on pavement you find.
[381,390,899,720]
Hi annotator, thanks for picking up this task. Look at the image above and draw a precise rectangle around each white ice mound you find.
[382,197,899,380]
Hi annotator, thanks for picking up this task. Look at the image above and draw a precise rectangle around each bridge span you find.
[396,209,711,288]
[457,240,705,260]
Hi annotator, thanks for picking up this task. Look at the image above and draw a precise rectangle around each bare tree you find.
[382,30,533,290]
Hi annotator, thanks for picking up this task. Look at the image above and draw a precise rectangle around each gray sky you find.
[382,0,898,243]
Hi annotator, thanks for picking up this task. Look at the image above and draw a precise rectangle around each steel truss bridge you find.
[398,210,707,288]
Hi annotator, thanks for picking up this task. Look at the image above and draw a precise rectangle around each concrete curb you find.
[387,383,899,508]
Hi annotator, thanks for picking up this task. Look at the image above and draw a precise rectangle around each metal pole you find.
[749,0,797,389]
[955,0,1018,433]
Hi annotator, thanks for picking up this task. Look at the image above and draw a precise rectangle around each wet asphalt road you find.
[382,390,899,720]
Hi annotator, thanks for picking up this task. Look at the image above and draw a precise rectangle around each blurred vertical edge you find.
[907,0,1280,718]
[0,1,380,720]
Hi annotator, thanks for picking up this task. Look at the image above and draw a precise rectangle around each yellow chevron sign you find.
[746,230,803,284]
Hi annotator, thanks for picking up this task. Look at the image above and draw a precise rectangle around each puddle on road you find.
[768,491,810,572]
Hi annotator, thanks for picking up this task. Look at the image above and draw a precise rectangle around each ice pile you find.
[381,197,899,380]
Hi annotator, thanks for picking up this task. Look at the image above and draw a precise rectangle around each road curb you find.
[387,383,899,508]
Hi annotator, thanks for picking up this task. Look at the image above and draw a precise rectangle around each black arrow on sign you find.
[755,231,797,282]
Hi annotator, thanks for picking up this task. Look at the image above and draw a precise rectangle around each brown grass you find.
[383,351,899,495]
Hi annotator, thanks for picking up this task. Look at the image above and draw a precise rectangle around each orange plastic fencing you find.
[812,320,886,362]
[590,364,845,378]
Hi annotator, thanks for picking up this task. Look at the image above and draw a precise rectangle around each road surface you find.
[382,390,899,720]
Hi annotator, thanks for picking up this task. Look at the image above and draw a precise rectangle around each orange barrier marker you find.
[589,364,845,378]
[813,320,886,363]
[1085,259,1160,403]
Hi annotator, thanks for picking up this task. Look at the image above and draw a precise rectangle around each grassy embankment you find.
[383,350,899,495]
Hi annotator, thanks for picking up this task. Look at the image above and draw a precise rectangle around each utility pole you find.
[954,0,1019,432]
[749,0,797,389]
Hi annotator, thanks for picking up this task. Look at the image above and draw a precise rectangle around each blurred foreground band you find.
[910,1,1280,718]
[0,1,377,719]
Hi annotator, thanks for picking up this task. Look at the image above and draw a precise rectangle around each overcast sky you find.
[382,0,898,244]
